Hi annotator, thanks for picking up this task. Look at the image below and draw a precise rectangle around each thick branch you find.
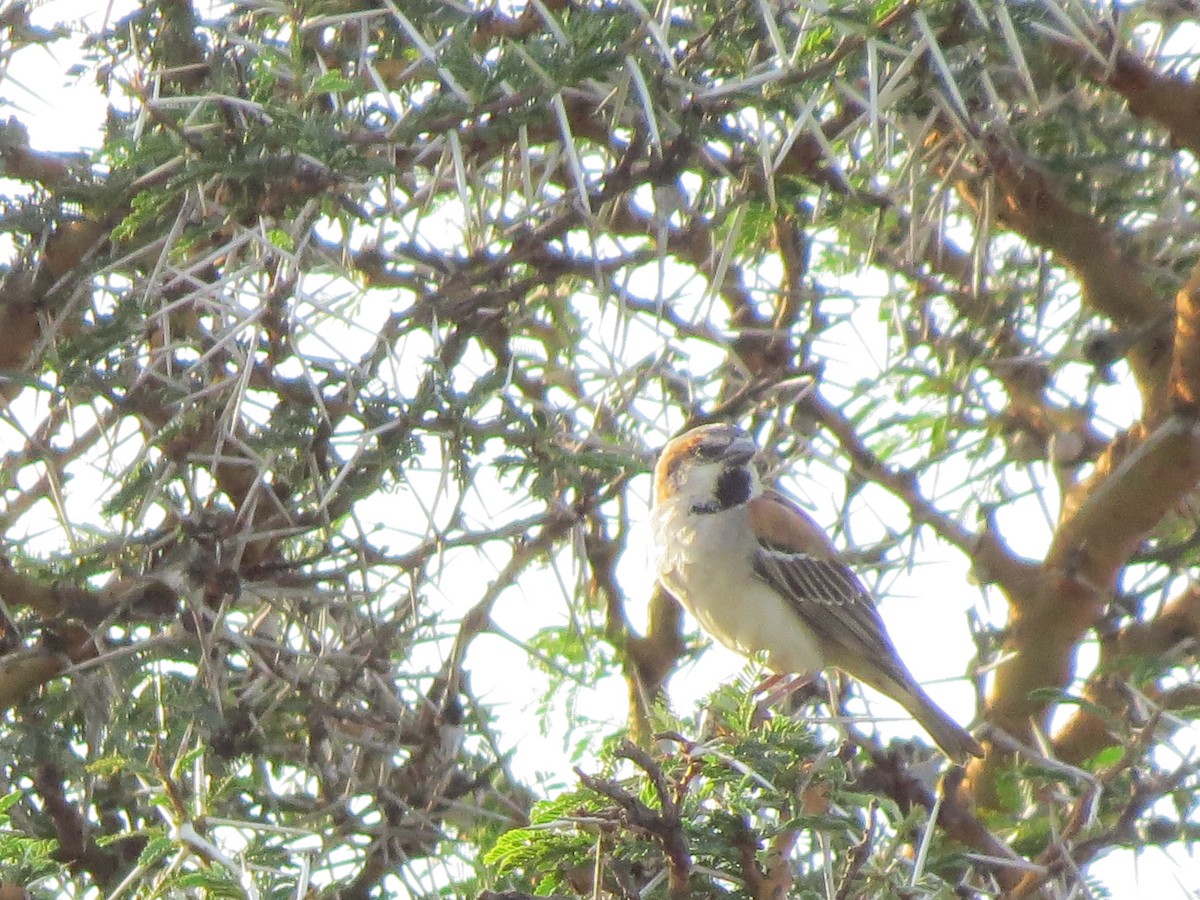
[1047,415,1200,584]
[1054,585,1200,763]
[981,415,1200,758]
[948,133,1172,415]
[855,758,1026,893]
[1053,30,1200,158]
[1170,260,1200,413]
[1106,50,1200,156]
[804,392,1040,600]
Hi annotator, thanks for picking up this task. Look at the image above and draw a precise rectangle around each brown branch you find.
[758,825,799,900]
[1010,722,1172,897]
[584,500,688,743]
[973,414,1200,797]
[470,0,568,47]
[944,132,1171,415]
[1053,584,1200,764]
[855,758,1027,893]
[1170,260,1200,413]
[1106,50,1200,156]
[1052,30,1200,158]
[0,648,66,710]
[34,764,121,887]
[979,134,1162,322]
[1110,581,1200,660]
[626,587,688,741]
[804,391,1041,600]
[737,213,807,376]
[445,493,599,686]
[0,557,174,629]
[1047,416,1200,586]
[0,119,71,185]
[833,804,875,900]
[875,244,1104,471]
[794,389,1194,802]
[577,740,693,900]
[0,214,108,406]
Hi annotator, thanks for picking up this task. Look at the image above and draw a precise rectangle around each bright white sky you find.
[2,2,1198,897]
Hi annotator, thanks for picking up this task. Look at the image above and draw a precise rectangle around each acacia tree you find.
[1,0,1198,896]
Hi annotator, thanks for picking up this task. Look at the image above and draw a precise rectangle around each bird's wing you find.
[751,539,917,693]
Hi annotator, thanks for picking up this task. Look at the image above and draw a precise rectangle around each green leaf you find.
[266,228,295,251]
[310,71,358,95]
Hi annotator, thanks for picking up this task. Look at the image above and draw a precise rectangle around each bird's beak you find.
[722,435,756,465]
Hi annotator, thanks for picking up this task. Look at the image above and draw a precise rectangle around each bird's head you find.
[654,422,762,514]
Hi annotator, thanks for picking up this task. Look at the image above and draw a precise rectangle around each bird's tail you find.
[838,651,983,762]
[894,680,983,763]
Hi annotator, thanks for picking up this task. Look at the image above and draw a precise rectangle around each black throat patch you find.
[691,465,753,514]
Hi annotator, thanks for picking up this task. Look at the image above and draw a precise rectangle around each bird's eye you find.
[696,439,731,460]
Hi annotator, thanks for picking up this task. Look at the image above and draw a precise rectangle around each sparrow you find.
[652,422,983,762]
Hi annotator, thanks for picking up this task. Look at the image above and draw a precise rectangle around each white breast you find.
[653,498,824,675]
